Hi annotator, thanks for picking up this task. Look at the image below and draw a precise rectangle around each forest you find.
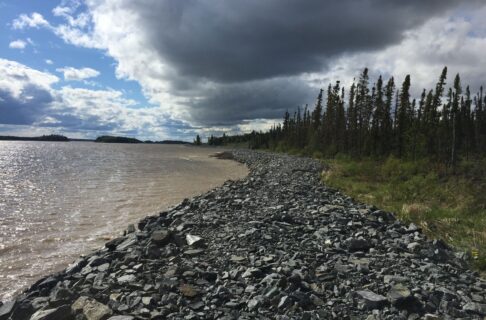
[209,67,486,167]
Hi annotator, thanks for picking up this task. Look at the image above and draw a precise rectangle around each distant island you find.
[0,134,69,142]
[146,140,191,145]
[95,136,142,143]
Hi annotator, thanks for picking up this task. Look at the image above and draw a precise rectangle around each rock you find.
[230,255,246,263]
[105,237,125,251]
[126,224,136,234]
[151,229,171,245]
[30,305,71,320]
[186,234,205,247]
[247,296,264,311]
[179,284,199,297]
[107,317,135,320]
[72,296,112,320]
[115,236,137,251]
[278,296,292,309]
[463,302,486,315]
[348,239,371,252]
[387,284,411,304]
[117,274,136,284]
[183,249,204,256]
[356,290,388,310]
[0,301,15,320]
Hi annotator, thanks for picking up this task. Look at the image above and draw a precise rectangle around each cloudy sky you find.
[1,0,486,140]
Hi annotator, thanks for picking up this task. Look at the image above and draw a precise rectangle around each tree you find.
[194,134,202,145]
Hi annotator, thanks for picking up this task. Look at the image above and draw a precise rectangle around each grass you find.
[320,155,486,273]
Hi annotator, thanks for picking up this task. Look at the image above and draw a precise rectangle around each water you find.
[0,141,248,301]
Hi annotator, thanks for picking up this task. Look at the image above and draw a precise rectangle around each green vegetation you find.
[321,156,486,272]
[95,135,142,143]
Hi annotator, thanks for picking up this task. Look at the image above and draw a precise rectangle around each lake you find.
[0,142,248,301]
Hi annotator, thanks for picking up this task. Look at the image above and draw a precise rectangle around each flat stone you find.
[179,284,199,297]
[30,305,71,320]
[115,237,137,251]
[230,255,246,263]
[356,290,388,310]
[387,284,411,304]
[117,274,136,284]
[0,301,15,319]
[183,249,205,256]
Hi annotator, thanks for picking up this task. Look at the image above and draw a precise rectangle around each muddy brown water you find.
[0,142,248,301]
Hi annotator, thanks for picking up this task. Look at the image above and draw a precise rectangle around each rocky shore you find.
[1,150,485,320]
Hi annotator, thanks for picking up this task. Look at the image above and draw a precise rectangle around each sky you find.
[1,0,486,141]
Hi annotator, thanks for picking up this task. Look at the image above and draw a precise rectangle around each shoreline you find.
[1,150,486,319]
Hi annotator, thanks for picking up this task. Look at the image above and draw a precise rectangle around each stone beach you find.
[1,150,485,319]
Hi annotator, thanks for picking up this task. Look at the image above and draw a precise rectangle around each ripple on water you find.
[0,142,248,301]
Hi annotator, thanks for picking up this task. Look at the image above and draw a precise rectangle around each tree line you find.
[208,67,486,166]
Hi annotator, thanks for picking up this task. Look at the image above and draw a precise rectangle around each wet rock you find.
[0,301,15,320]
[104,237,125,251]
[30,305,71,320]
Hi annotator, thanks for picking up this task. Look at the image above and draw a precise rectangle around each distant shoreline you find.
[0,135,192,145]
[0,134,70,142]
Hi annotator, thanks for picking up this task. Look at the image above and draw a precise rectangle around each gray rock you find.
[356,290,388,310]
[151,229,171,245]
[348,239,371,252]
[0,301,15,320]
[186,234,205,247]
[463,302,486,315]
[72,296,112,320]
[117,274,136,284]
[30,305,71,320]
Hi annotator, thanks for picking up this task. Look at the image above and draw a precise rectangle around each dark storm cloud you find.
[132,0,466,83]
[0,85,54,125]
[188,78,316,125]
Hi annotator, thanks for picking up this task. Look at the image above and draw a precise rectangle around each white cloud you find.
[9,39,27,49]
[0,58,58,99]
[12,12,50,29]
[0,59,194,140]
[45,59,54,65]
[56,66,100,81]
